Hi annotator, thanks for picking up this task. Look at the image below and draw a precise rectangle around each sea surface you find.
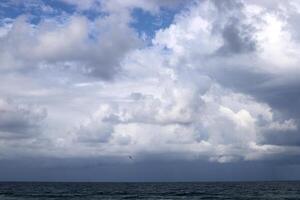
[0,181,300,199]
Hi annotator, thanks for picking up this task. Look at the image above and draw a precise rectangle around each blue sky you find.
[131,7,180,38]
[0,0,180,38]
[1,0,300,181]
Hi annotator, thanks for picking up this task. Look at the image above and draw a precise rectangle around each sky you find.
[1,0,300,181]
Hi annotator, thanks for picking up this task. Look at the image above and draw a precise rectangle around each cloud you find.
[69,63,297,162]
[0,13,141,79]
[67,0,300,163]
[155,0,300,117]
[1,0,300,166]
[0,98,46,139]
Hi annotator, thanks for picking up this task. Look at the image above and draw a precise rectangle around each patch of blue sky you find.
[130,1,192,45]
[0,0,72,23]
[130,7,178,39]
[44,0,76,14]
[45,0,105,21]
[0,0,104,24]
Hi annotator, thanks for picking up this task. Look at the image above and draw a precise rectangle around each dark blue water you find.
[0,181,300,199]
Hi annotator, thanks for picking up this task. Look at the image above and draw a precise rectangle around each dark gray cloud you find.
[217,19,256,55]
[212,0,243,12]
[211,0,256,55]
[203,57,300,149]
[76,120,113,144]
[0,99,46,139]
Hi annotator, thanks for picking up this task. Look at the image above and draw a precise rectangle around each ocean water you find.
[0,181,300,199]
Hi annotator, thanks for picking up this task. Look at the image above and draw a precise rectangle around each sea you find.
[0,181,300,199]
